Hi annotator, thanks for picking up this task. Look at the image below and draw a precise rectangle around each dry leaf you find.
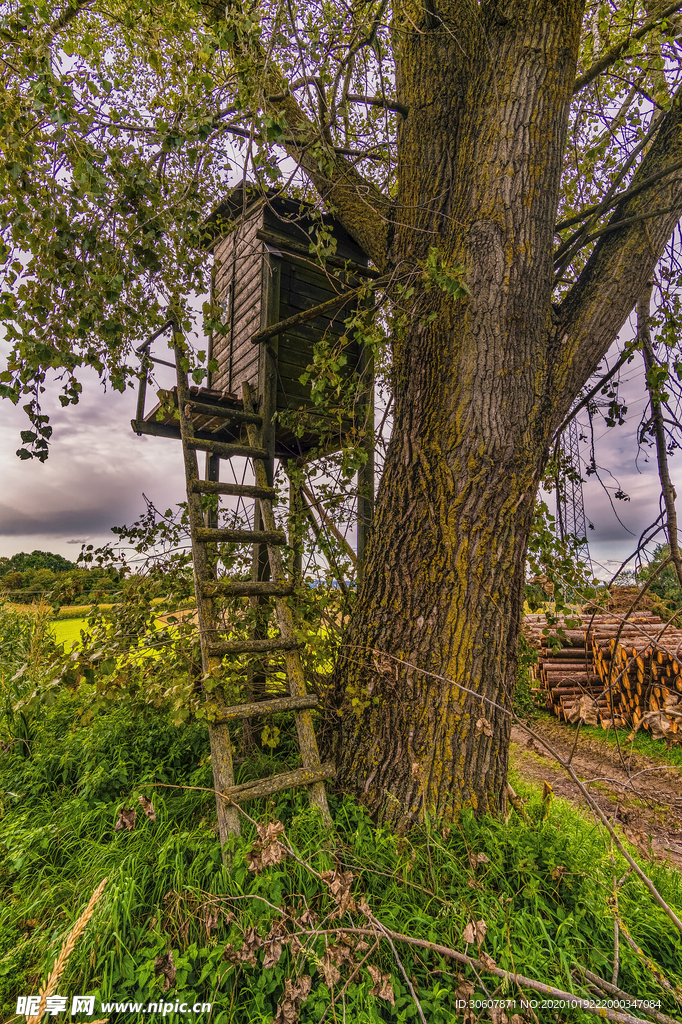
[321,869,356,917]
[551,865,567,881]
[479,950,497,969]
[367,965,395,1005]
[295,905,317,928]
[476,717,493,738]
[273,975,312,1024]
[566,695,600,726]
[463,919,487,947]
[154,951,176,992]
[199,904,219,938]
[263,920,288,969]
[468,851,490,870]
[318,951,341,988]
[490,1007,509,1024]
[224,926,263,967]
[247,820,288,872]
[138,795,157,821]
[114,807,136,832]
[455,977,474,1000]
[510,1016,527,1024]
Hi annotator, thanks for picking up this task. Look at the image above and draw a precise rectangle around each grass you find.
[533,709,682,768]
[50,617,90,650]
[2,604,682,1023]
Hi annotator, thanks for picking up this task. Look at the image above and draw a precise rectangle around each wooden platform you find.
[131,384,350,459]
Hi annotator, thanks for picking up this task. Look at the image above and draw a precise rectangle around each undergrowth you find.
[531,709,682,769]
[1,608,682,1023]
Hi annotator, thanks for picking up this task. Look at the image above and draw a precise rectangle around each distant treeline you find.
[0,550,122,604]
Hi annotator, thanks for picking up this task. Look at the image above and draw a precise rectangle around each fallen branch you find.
[579,967,680,1024]
[293,925,661,1024]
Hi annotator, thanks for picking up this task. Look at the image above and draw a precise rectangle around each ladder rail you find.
[173,344,331,843]
[174,342,242,839]
[242,382,331,824]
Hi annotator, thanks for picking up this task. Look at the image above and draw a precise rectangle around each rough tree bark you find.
[216,0,682,827]
[327,1,682,827]
[330,1,585,823]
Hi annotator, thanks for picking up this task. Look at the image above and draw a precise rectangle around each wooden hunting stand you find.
[131,188,375,839]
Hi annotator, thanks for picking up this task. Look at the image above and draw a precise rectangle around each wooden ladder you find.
[174,346,332,839]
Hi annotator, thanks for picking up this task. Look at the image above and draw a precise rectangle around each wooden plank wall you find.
[276,258,361,413]
[211,211,263,395]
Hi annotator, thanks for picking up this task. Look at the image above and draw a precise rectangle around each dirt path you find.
[510,718,682,869]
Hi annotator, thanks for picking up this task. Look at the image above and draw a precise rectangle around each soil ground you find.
[510,717,682,868]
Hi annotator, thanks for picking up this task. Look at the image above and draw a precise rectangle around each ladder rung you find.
[201,580,295,598]
[222,763,336,804]
[186,400,263,426]
[192,480,276,499]
[207,638,300,656]
[186,437,268,460]
[215,694,318,723]
[196,527,287,545]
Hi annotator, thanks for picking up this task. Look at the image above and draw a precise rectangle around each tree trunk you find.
[332,2,586,826]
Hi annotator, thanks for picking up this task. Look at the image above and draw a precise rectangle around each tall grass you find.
[1,604,681,1023]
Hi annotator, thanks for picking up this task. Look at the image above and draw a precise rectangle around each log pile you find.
[523,612,682,741]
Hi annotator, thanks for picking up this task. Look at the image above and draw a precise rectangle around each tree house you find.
[132,187,375,569]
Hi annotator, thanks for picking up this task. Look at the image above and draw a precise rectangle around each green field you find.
[50,616,89,649]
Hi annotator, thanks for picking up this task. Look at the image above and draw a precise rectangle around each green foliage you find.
[526,500,606,639]
[0,550,77,575]
[0,548,123,605]
[1,613,682,1021]
[421,247,469,300]
[639,544,682,619]
[513,634,542,720]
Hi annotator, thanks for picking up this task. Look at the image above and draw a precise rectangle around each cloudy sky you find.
[0,356,187,563]
[1,312,680,577]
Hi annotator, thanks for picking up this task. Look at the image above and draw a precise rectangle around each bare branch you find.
[555,160,682,235]
[640,284,682,589]
[45,0,94,38]
[213,1,393,270]
[554,343,637,439]
[554,87,682,432]
[345,93,409,117]
[574,1,682,94]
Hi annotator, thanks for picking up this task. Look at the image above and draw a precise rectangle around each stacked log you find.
[591,619,682,737]
[523,612,682,739]
[524,613,603,722]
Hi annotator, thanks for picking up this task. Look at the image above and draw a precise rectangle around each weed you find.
[1,607,681,1023]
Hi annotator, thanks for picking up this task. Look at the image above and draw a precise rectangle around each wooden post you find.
[249,245,281,697]
[174,339,240,842]
[357,341,374,587]
[289,477,303,584]
[204,453,220,531]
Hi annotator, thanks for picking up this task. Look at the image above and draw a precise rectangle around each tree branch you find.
[640,284,682,590]
[45,0,94,38]
[573,1,682,94]
[554,342,637,438]
[555,160,682,235]
[553,86,682,432]
[345,93,409,117]
[214,1,392,271]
